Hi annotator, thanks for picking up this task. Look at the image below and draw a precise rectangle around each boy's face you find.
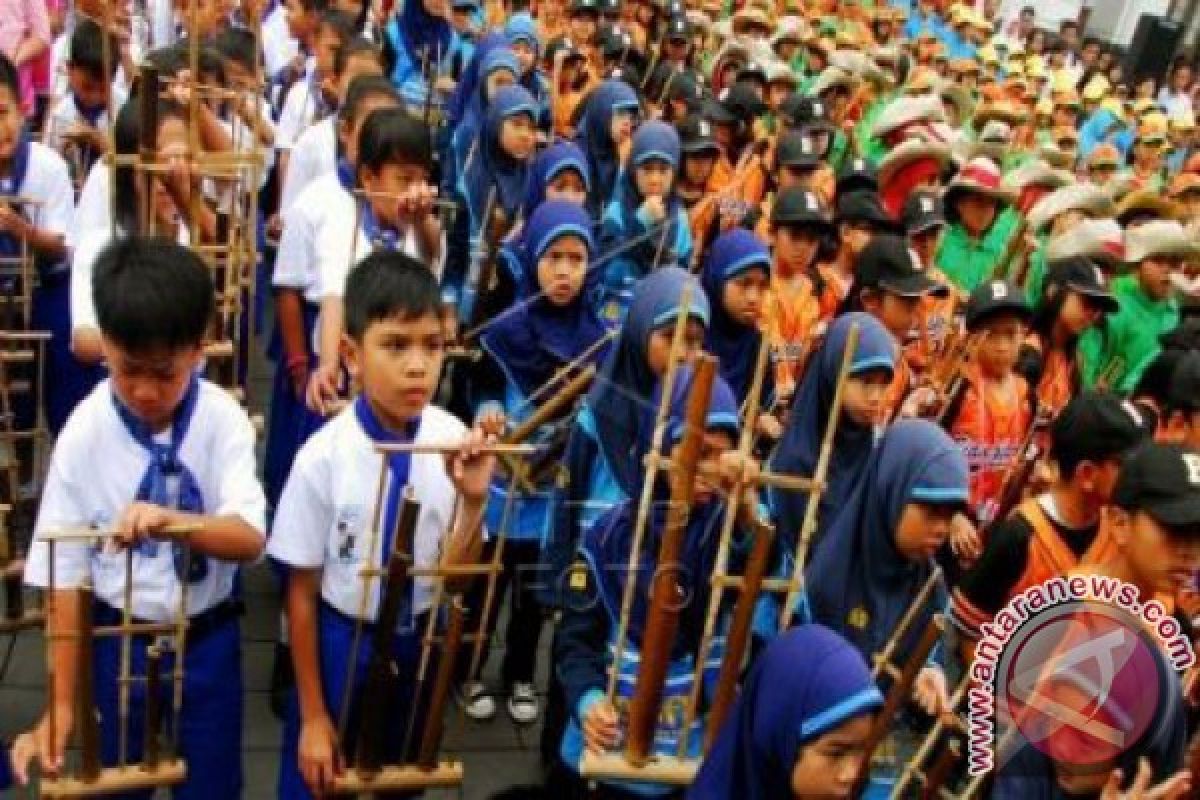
[314,26,343,75]
[1117,509,1200,596]
[955,194,998,237]
[1138,255,1181,303]
[286,0,315,39]
[790,715,873,800]
[909,227,942,268]
[361,162,432,227]
[976,315,1024,377]
[223,60,254,92]
[864,290,921,341]
[67,66,110,111]
[840,222,873,257]
[842,369,890,428]
[343,311,445,427]
[645,318,705,376]
[0,86,23,164]
[683,153,715,186]
[536,235,588,306]
[774,225,819,274]
[721,267,768,327]
[778,164,816,193]
[102,341,205,432]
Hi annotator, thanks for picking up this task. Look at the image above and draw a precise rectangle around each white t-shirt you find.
[71,161,109,247]
[262,4,299,82]
[272,186,321,302]
[24,380,267,621]
[268,402,470,620]
[275,60,323,151]
[13,143,74,253]
[279,116,336,213]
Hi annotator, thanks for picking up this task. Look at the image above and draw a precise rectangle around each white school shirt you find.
[13,143,74,251]
[268,402,470,620]
[24,380,267,622]
[71,161,110,247]
[275,59,322,151]
[262,4,299,82]
[272,184,321,303]
[279,115,335,213]
[43,90,126,153]
[69,225,189,334]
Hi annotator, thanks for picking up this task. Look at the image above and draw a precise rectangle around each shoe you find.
[458,680,496,721]
[507,682,540,724]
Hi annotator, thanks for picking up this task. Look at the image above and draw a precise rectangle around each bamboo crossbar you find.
[40,760,187,797]
[37,524,200,543]
[0,610,44,633]
[327,761,463,793]
[373,442,539,456]
[47,620,186,641]
[579,752,699,785]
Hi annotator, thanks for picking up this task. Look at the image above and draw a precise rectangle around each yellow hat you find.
[1025,60,1047,80]
[1051,71,1076,95]
[1171,112,1197,131]
[1100,97,1125,119]
[1082,75,1110,101]
[1035,98,1053,117]
[979,44,999,64]
[1137,115,1170,145]
[1133,97,1157,116]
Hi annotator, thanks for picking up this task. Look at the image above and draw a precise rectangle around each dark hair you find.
[69,17,117,79]
[93,237,214,353]
[0,53,19,103]
[198,45,228,85]
[296,0,333,13]
[142,45,187,79]
[344,250,442,338]
[357,108,432,176]
[335,36,382,77]
[339,74,399,127]
[213,27,258,74]
[112,95,189,234]
[318,9,359,48]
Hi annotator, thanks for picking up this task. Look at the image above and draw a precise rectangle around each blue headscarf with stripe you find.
[690,624,884,800]
[586,266,709,496]
[523,140,590,216]
[611,120,686,273]
[445,31,507,129]
[805,419,968,662]
[481,200,610,397]
[504,12,540,61]
[581,363,739,644]
[391,0,453,67]
[575,79,640,216]
[769,312,896,559]
[461,84,536,229]
[455,46,521,164]
[700,228,772,405]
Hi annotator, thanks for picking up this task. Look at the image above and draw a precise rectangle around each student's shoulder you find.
[27,142,70,181]
[290,403,368,472]
[195,380,258,433]
[54,379,116,452]
[293,116,335,151]
[300,173,352,214]
[417,404,468,440]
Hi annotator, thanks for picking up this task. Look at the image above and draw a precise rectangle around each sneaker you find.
[458,680,496,721]
[507,682,540,724]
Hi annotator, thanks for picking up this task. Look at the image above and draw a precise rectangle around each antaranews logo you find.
[966,575,1195,778]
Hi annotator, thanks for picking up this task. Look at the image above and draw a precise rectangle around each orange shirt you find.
[764,270,822,396]
[815,263,852,322]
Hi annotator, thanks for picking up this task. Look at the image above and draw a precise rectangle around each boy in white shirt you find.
[269,249,497,799]
[15,237,267,796]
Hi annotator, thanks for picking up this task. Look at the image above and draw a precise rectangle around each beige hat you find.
[1123,219,1200,263]
[1116,189,1183,226]
[764,60,798,87]
[1039,144,1074,170]
[871,94,946,140]
[1003,160,1074,196]
[808,66,858,97]
[944,157,1015,221]
[878,138,953,188]
[1026,184,1116,233]
[972,102,1028,132]
[1045,217,1126,266]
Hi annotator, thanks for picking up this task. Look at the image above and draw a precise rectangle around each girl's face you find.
[976,315,1025,378]
[767,83,792,110]
[1058,290,1105,337]
[340,94,398,163]
[790,715,874,800]
[841,368,891,428]
[0,86,23,166]
[1174,66,1193,92]
[683,153,716,186]
[546,169,587,205]
[693,431,735,504]
[361,162,431,227]
[894,502,956,561]
[149,116,190,228]
[646,318,706,375]
[499,113,537,161]
[635,160,674,198]
[909,228,941,268]
[713,121,735,151]
[485,68,517,100]
[774,225,820,274]
[537,235,589,306]
[610,108,636,145]
[512,41,537,75]
[1138,255,1182,302]
[955,194,998,237]
[840,223,873,257]
[721,267,769,327]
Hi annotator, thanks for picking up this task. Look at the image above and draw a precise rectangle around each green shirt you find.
[1023,234,1050,306]
[827,129,850,174]
[935,217,1013,293]
[1077,273,1180,393]
[854,93,894,166]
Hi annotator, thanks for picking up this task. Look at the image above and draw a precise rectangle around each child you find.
[521,139,589,216]
[307,107,443,415]
[677,114,723,246]
[599,120,693,320]
[934,157,1017,294]
[574,77,639,217]
[463,200,612,723]
[447,45,521,190]
[504,12,550,128]
[268,250,497,800]
[1159,351,1200,449]
[818,190,894,319]
[1079,220,1193,393]
[950,390,1149,661]
[20,237,266,795]
[689,625,884,800]
[385,0,457,110]
[42,17,119,186]
[555,364,746,796]
[700,227,771,406]
[945,280,1035,534]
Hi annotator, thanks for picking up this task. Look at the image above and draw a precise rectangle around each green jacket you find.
[1022,234,1050,306]
[1078,273,1179,393]
[854,93,894,166]
[935,217,1013,293]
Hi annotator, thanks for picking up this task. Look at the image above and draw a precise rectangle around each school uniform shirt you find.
[24,379,267,621]
[1078,273,1180,394]
[279,116,336,213]
[267,401,469,620]
[10,141,73,243]
[43,91,124,153]
[70,161,109,247]
[262,4,299,82]
[275,58,324,152]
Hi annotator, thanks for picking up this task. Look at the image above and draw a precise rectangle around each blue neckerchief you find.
[353,395,422,625]
[73,94,106,128]
[111,375,208,583]
[359,198,401,251]
[0,133,30,260]
[336,156,354,191]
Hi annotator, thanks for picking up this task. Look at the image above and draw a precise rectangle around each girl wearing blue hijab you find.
[446,84,537,301]
[575,79,641,217]
[447,46,520,191]
[555,364,741,795]
[599,120,694,322]
[504,12,551,128]
[690,625,884,800]
[384,0,456,109]
[521,140,590,218]
[700,228,773,407]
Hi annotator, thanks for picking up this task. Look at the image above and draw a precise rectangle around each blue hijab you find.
[392,0,453,65]
[582,364,739,644]
[445,31,507,129]
[461,84,536,229]
[455,47,520,161]
[587,266,709,497]
[1078,107,1127,160]
[690,625,884,800]
[481,200,610,397]
[611,120,686,272]
[575,79,640,215]
[769,312,896,560]
[504,12,540,61]
[700,228,772,405]
[523,140,591,216]
[805,419,968,662]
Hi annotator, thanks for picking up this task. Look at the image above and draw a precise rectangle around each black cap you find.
[1167,351,1200,413]
[665,14,690,41]
[702,97,738,126]
[837,189,896,230]
[664,70,707,108]
[1113,442,1200,530]
[837,157,879,196]
[1050,391,1150,473]
[569,0,598,13]
[722,81,768,119]
[777,130,821,168]
[598,0,621,12]
[545,36,586,65]
[854,234,948,297]
[965,279,1032,330]
[902,189,946,236]
[1045,256,1120,314]
[736,63,768,86]
[771,186,835,229]
[783,96,835,133]
[677,114,720,154]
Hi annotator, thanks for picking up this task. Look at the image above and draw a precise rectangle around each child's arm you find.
[555,566,618,753]
[18,589,81,781]
[276,288,312,398]
[441,422,502,590]
[307,296,344,415]
[287,567,342,795]
[113,505,264,562]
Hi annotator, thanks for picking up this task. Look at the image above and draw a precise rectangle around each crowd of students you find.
[1,0,1200,796]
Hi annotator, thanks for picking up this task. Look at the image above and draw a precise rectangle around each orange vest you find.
[1013,498,1117,598]
[764,271,822,395]
[950,369,1033,525]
